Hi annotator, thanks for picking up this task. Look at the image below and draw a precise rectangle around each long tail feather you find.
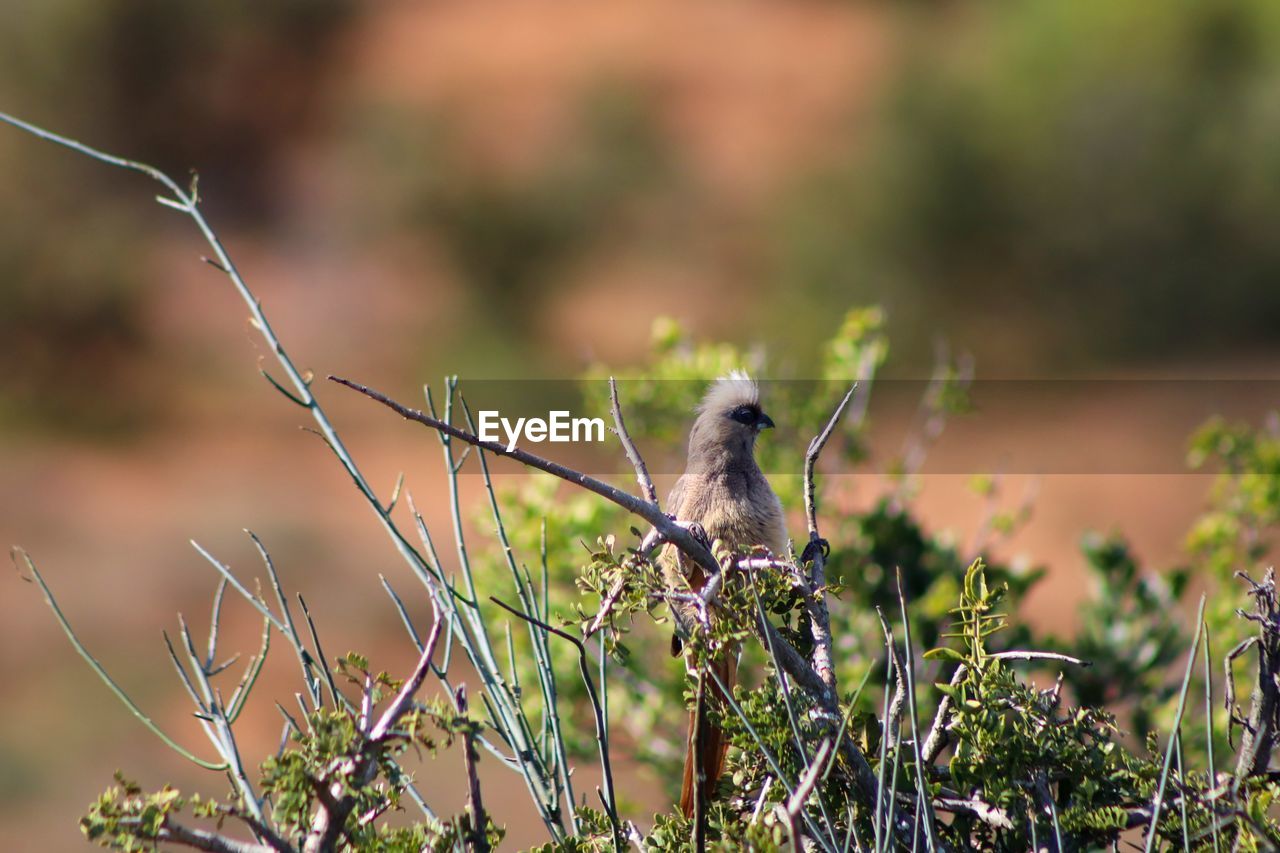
[679,654,737,818]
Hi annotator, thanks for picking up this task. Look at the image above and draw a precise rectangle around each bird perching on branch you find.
[660,371,785,820]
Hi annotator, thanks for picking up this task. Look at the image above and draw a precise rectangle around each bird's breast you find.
[676,471,785,556]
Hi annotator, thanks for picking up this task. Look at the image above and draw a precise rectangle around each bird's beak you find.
[756,412,775,431]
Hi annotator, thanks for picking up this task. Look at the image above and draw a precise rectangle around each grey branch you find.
[932,796,1013,831]
[158,820,285,853]
[329,376,722,580]
[802,384,856,703]
[584,379,660,639]
[609,377,658,505]
[804,383,856,537]
[990,650,1090,667]
[923,665,966,765]
[1232,568,1280,784]
[876,608,908,750]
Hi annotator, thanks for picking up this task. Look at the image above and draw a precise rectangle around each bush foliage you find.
[6,116,1280,852]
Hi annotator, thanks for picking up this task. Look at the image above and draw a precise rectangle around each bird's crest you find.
[697,370,760,415]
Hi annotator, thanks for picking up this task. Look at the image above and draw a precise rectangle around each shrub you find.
[6,112,1280,852]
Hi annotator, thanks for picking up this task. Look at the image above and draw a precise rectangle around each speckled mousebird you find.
[660,371,785,818]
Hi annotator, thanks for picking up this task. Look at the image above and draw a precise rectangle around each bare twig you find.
[876,608,908,750]
[158,821,284,853]
[932,795,1013,831]
[802,384,855,702]
[786,739,835,840]
[585,578,630,639]
[489,596,622,844]
[583,380,661,641]
[609,377,658,505]
[456,686,491,853]
[990,650,1090,667]
[1231,569,1280,785]
[804,383,856,537]
[14,550,226,771]
[923,665,966,765]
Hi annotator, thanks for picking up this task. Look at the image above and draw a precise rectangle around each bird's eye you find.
[729,406,756,425]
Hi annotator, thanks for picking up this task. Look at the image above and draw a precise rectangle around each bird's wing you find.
[665,474,688,519]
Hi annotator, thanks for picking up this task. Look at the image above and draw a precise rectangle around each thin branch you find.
[932,796,1013,831]
[897,572,940,852]
[583,379,661,641]
[207,576,229,670]
[368,589,444,744]
[876,608,907,750]
[609,377,658,505]
[923,665,966,764]
[1146,596,1207,853]
[14,550,226,771]
[990,650,1091,667]
[786,739,835,838]
[584,576,630,639]
[804,383,856,537]
[329,376,721,579]
[158,819,284,853]
[802,383,856,702]
[489,596,622,843]
[456,686,492,853]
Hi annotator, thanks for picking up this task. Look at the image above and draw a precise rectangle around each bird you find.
[660,371,786,819]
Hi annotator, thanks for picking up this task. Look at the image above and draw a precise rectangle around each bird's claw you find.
[800,537,831,565]
[684,521,711,550]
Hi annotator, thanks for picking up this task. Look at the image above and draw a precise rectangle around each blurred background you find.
[2,0,1279,848]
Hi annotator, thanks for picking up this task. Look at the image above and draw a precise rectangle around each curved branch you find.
[609,377,658,506]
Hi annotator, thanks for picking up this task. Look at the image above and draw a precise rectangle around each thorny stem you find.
[802,383,856,702]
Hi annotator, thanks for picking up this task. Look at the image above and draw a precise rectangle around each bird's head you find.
[687,370,775,462]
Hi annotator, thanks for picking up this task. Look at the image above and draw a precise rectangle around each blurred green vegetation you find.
[774,0,1280,369]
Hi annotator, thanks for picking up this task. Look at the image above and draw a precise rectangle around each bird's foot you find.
[675,520,711,551]
[800,537,831,565]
